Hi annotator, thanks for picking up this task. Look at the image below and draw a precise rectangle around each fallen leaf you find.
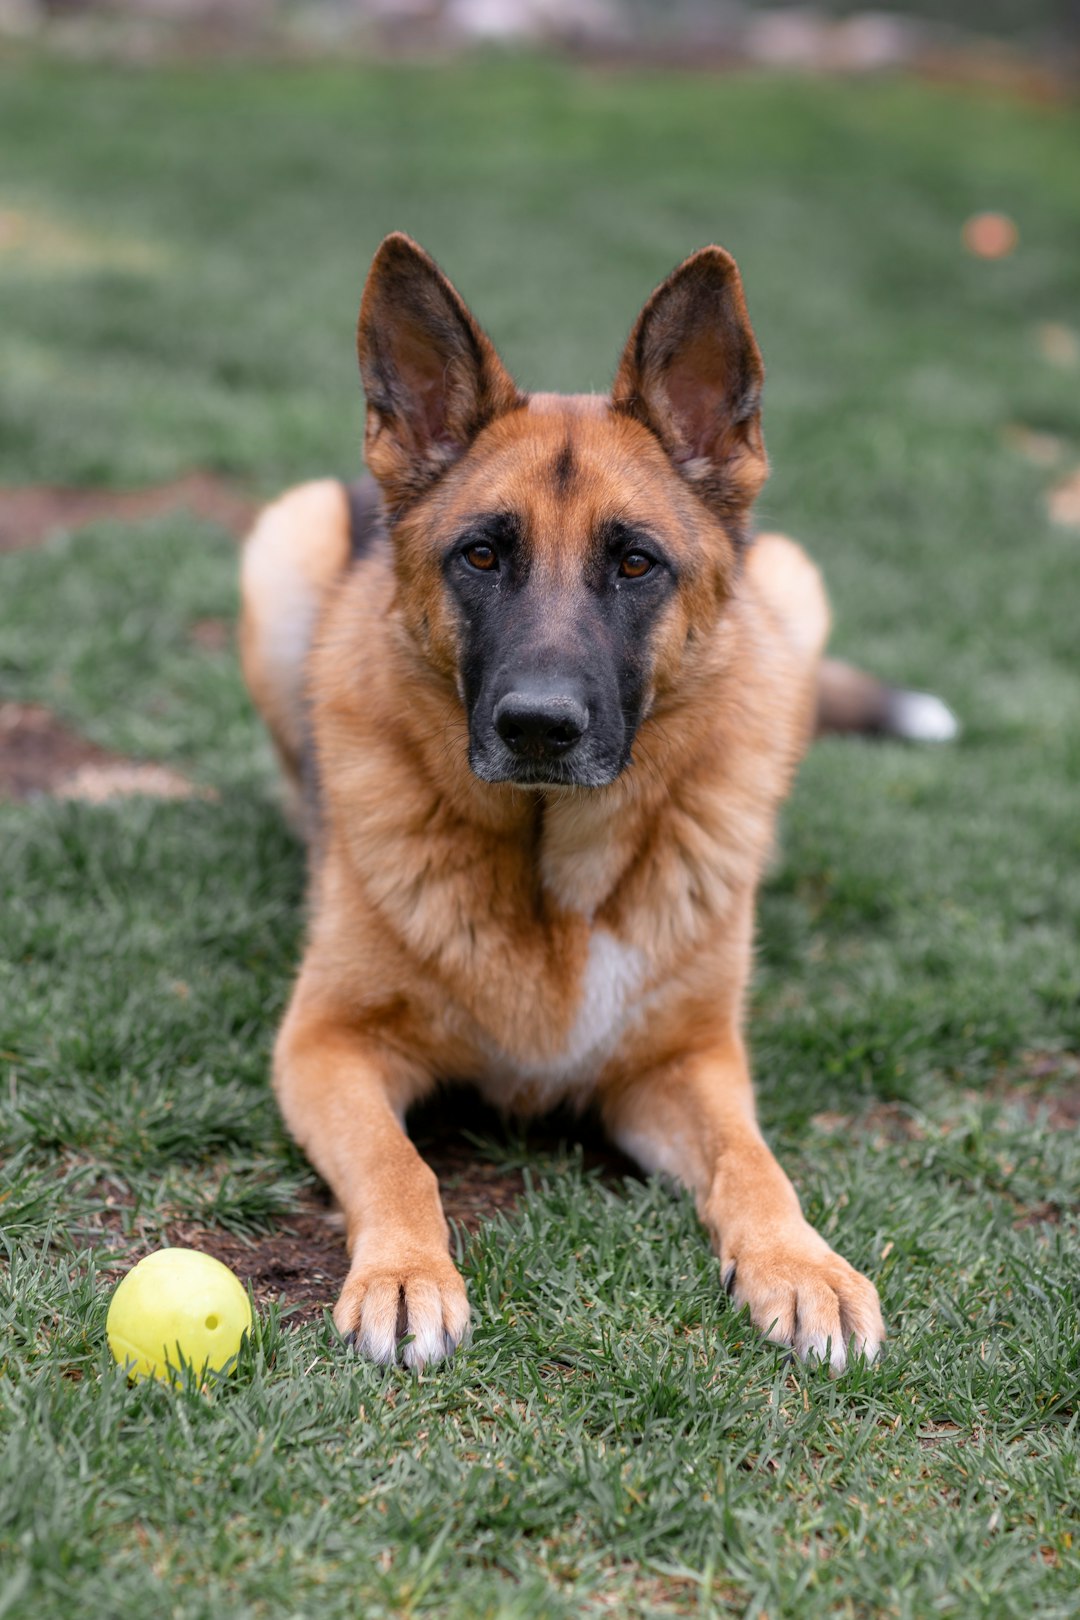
[60,762,216,804]
[963,212,1018,259]
[1001,423,1066,467]
[1047,469,1080,527]
[1037,323,1079,369]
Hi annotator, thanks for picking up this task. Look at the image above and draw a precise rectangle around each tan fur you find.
[239,479,352,824]
[240,238,885,1372]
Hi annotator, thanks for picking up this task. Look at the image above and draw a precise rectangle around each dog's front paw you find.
[722,1224,884,1372]
[333,1248,471,1370]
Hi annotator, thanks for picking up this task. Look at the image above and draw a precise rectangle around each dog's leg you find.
[748,531,958,742]
[602,1031,884,1371]
[239,480,354,825]
[749,532,831,666]
[275,998,470,1369]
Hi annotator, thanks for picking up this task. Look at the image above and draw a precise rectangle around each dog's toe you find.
[334,1254,471,1370]
[724,1228,884,1373]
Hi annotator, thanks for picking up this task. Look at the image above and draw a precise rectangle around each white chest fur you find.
[476,927,647,1111]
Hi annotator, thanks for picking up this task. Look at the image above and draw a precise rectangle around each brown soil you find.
[1,702,113,798]
[1008,1050,1080,1130]
[814,1062,1080,1142]
[1,476,249,798]
[188,616,233,652]
[164,1161,528,1326]
[166,1196,350,1325]
[0,701,209,803]
[0,473,257,553]
[89,1098,639,1327]
[810,1101,927,1142]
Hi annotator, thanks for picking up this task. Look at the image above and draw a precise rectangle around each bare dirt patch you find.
[814,1065,1080,1143]
[1037,323,1080,370]
[188,616,233,652]
[971,1049,1080,1133]
[0,205,167,272]
[413,1090,639,1223]
[83,1184,348,1329]
[1006,1050,1080,1130]
[1013,1201,1067,1231]
[0,473,257,553]
[166,1153,535,1325]
[0,701,209,803]
[239,1105,637,1324]
[1001,423,1068,468]
[811,1102,926,1143]
[169,1196,349,1326]
[85,1099,639,1327]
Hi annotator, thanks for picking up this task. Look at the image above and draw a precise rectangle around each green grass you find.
[2,55,1079,1619]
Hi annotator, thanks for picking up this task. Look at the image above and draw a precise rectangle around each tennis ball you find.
[107,1248,253,1383]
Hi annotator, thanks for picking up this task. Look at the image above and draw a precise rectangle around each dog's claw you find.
[720,1230,883,1373]
[333,1255,471,1371]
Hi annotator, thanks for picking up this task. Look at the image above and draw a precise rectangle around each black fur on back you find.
[344,475,388,564]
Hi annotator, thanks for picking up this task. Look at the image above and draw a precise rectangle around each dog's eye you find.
[464,543,497,572]
[619,552,654,579]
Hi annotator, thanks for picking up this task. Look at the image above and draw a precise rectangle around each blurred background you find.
[2,0,1079,62]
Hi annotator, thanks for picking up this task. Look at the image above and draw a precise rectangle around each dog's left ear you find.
[357,233,523,515]
[612,247,767,527]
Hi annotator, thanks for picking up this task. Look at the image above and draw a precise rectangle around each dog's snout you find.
[493,687,589,758]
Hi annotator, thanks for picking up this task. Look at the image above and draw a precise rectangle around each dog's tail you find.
[816,659,959,742]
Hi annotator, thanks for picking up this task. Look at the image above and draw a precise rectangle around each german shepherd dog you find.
[240,235,956,1373]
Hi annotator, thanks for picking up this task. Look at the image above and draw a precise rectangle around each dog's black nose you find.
[493,687,589,757]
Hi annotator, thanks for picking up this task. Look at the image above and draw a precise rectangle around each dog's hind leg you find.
[748,530,959,744]
[240,480,355,827]
[745,532,832,749]
[748,531,832,665]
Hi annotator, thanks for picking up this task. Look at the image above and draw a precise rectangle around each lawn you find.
[1,53,1079,1620]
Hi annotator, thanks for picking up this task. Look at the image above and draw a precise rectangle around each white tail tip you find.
[887,689,961,743]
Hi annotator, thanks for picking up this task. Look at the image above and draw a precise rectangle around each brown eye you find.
[619,552,654,579]
[464,543,497,571]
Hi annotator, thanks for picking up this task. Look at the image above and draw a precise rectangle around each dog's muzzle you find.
[468,672,630,789]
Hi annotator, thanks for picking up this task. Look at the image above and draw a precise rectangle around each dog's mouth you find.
[468,740,627,791]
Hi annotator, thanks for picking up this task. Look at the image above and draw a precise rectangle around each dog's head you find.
[357,234,767,789]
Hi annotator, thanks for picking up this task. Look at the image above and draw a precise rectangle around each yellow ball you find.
[107,1248,253,1383]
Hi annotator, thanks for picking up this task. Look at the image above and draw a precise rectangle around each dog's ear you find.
[357,233,523,513]
[612,247,767,528]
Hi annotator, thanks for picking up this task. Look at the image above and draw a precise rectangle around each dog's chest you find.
[473,925,647,1112]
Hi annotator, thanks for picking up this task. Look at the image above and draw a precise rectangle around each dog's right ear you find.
[357,234,523,514]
